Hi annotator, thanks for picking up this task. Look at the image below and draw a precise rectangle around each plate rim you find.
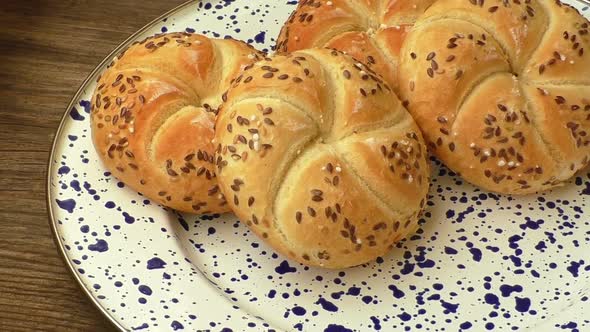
[45,1,194,331]
[45,0,590,331]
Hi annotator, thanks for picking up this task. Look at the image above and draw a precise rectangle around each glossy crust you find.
[214,49,430,268]
[398,0,590,194]
[90,33,263,213]
[275,0,436,93]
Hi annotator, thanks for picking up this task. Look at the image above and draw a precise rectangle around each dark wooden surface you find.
[0,1,185,330]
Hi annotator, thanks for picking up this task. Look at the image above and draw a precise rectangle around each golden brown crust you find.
[214,49,430,268]
[275,0,436,93]
[90,33,263,213]
[398,0,590,194]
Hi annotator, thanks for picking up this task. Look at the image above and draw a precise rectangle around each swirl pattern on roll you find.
[90,33,263,213]
[399,0,590,194]
[276,0,436,93]
[215,49,430,268]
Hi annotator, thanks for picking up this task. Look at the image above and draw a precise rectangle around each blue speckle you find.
[80,225,89,233]
[370,316,382,331]
[469,247,483,262]
[446,210,455,218]
[400,262,415,275]
[535,240,547,252]
[70,180,81,192]
[138,285,152,296]
[171,321,184,330]
[567,261,582,277]
[316,297,338,312]
[515,297,531,312]
[362,296,373,304]
[292,306,306,316]
[275,260,297,274]
[105,201,116,209]
[499,284,523,297]
[254,31,266,43]
[123,212,135,224]
[398,312,411,321]
[441,300,459,313]
[347,286,361,296]
[132,323,149,330]
[444,246,458,255]
[56,199,76,213]
[70,107,85,121]
[324,325,353,332]
[460,321,473,330]
[484,293,500,306]
[58,166,70,175]
[388,285,405,299]
[147,257,167,270]
[79,100,91,113]
[88,239,108,252]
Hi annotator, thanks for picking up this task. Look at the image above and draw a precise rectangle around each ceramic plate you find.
[48,1,590,331]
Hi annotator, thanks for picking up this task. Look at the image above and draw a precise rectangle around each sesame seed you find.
[326,163,334,173]
[555,96,566,104]
[312,195,323,202]
[427,68,434,78]
[311,189,323,196]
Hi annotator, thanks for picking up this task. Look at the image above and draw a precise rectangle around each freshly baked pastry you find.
[90,33,263,213]
[214,49,430,268]
[398,0,590,194]
[275,0,436,92]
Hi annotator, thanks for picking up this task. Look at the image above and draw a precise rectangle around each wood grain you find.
[0,1,185,330]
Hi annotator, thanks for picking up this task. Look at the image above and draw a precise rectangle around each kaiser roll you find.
[90,33,263,213]
[214,48,430,268]
[398,0,590,194]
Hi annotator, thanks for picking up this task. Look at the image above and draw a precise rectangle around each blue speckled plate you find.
[48,1,590,331]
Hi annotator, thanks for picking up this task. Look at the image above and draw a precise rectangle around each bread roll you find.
[214,49,430,268]
[275,0,436,93]
[398,0,590,194]
[90,33,263,213]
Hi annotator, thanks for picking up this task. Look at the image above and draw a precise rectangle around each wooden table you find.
[0,1,185,330]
